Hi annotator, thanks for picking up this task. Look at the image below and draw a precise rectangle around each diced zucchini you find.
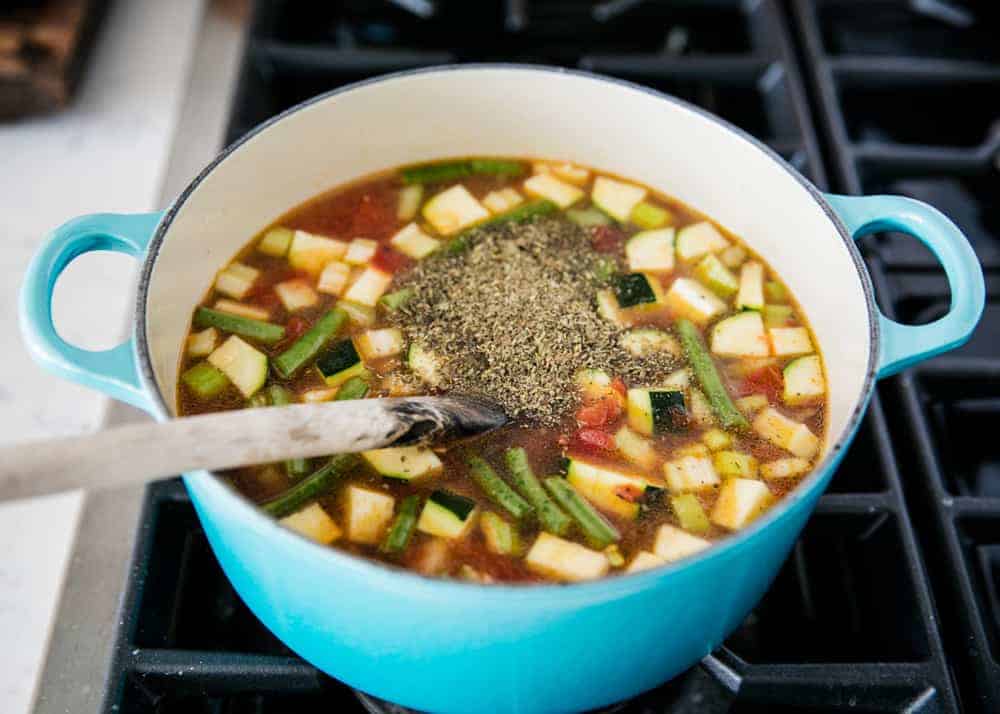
[345,238,378,265]
[719,244,747,269]
[207,336,267,398]
[625,551,665,574]
[630,201,672,230]
[566,459,656,520]
[317,261,351,296]
[214,299,270,321]
[397,184,424,221]
[422,185,489,235]
[525,532,609,582]
[344,486,395,545]
[408,342,442,386]
[627,388,685,436]
[362,445,443,481]
[186,327,218,358]
[711,312,770,358]
[551,162,590,185]
[712,450,759,479]
[336,299,377,327]
[343,267,392,307]
[762,304,794,328]
[664,277,726,325]
[671,493,710,534]
[702,428,732,451]
[390,223,440,259]
[735,393,769,414]
[764,280,787,303]
[663,454,720,493]
[595,289,625,326]
[480,511,520,555]
[769,327,813,357]
[693,254,738,298]
[567,207,612,228]
[416,490,478,539]
[761,458,811,480]
[753,407,820,458]
[688,387,714,427]
[736,261,765,310]
[575,368,614,402]
[710,478,773,530]
[274,278,319,312]
[604,544,625,568]
[355,327,405,360]
[288,230,347,275]
[625,228,675,273]
[523,173,584,208]
[614,272,662,309]
[676,222,730,262]
[379,288,414,312]
[181,361,229,398]
[279,503,342,544]
[258,227,293,257]
[620,328,681,359]
[336,376,370,401]
[652,524,710,562]
[482,187,524,215]
[614,425,658,470]
[316,339,367,387]
[591,176,647,222]
[783,355,825,406]
[215,262,260,300]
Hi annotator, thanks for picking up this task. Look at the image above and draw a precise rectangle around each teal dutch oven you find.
[19,66,984,713]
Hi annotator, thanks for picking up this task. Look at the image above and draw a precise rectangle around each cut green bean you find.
[193,306,285,344]
[380,494,421,554]
[273,309,347,378]
[335,376,369,401]
[676,318,750,431]
[261,454,357,518]
[266,384,311,479]
[503,448,571,536]
[543,477,620,549]
[379,288,414,311]
[466,455,534,522]
[401,159,525,184]
[181,362,228,398]
[444,199,558,254]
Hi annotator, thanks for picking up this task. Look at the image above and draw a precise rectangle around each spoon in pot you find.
[0,395,508,503]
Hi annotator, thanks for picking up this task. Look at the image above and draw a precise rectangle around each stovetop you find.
[100,2,999,712]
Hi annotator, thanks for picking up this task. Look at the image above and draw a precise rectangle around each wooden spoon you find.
[0,396,508,503]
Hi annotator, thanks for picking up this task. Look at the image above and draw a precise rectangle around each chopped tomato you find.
[573,428,615,452]
[591,225,626,254]
[610,377,627,400]
[742,365,783,402]
[371,246,410,274]
[285,315,309,340]
[576,395,622,427]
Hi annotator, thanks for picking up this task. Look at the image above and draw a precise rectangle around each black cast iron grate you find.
[97,0,978,711]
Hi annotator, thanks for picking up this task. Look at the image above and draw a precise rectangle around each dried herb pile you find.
[394,218,676,424]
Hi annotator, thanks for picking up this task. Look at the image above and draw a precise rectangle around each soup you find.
[177,158,827,584]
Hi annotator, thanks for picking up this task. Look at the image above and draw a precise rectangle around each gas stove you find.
[74,2,1000,712]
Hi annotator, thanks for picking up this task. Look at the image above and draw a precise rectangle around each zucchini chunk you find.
[186,327,218,358]
[215,262,260,300]
[362,445,443,481]
[288,230,348,275]
[630,201,672,230]
[736,261,765,310]
[693,254,738,298]
[625,550,665,574]
[181,361,229,399]
[675,221,730,262]
[390,222,441,259]
[213,299,270,322]
[753,407,820,458]
[336,299,377,327]
[614,425,659,470]
[355,327,405,360]
[523,173,584,208]
[343,267,393,307]
[764,280,788,303]
[662,453,721,493]
[719,244,747,268]
[713,450,759,479]
[317,261,351,296]
[566,459,657,520]
[274,278,319,312]
[783,355,825,405]
[670,493,710,535]
[627,388,685,436]
[396,185,424,221]
[567,207,612,228]
[762,304,794,327]
[258,227,293,257]
[613,272,662,309]
[422,184,489,235]
[591,176,647,222]
[525,532,609,582]
[761,457,811,480]
[316,340,367,388]
[769,327,813,357]
[344,486,396,545]
[711,312,770,358]
[620,328,681,359]
[416,490,478,539]
[480,511,521,555]
[408,342,442,386]
[345,238,377,265]
[710,478,773,530]
[625,228,675,273]
[702,428,732,451]
[664,277,726,325]
[207,336,267,398]
[653,524,711,562]
[279,503,342,545]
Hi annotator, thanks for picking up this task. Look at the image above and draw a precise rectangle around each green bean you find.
[193,307,285,345]
[401,159,525,184]
[503,448,571,536]
[380,494,421,554]
[379,288,414,311]
[466,454,534,522]
[335,376,370,401]
[444,200,558,254]
[676,318,750,431]
[543,477,620,549]
[273,309,347,378]
[261,454,357,518]
[265,384,311,479]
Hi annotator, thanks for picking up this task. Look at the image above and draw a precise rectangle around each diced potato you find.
[661,368,690,390]
[595,289,625,326]
[214,299,270,321]
[207,336,267,398]
[343,267,392,307]
[736,261,765,310]
[551,162,590,185]
[344,486,395,545]
[619,328,681,358]
[317,261,351,296]
[719,244,747,268]
[215,262,260,300]
[186,327,218,357]
[675,222,730,262]
[288,230,348,275]
[575,368,615,402]
[397,185,424,221]
[274,278,319,312]
[673,443,709,459]
[390,222,440,259]
[702,429,732,451]
[523,173,584,208]
[753,407,820,459]
[761,458,811,480]
[413,537,451,576]
[769,327,813,357]
[625,228,675,274]
[258,227,293,257]
[302,388,339,403]
[344,238,378,265]
[592,176,647,222]
[711,478,773,530]
[713,450,759,479]
[614,425,659,470]
[355,327,405,360]
[711,312,770,358]
[688,388,714,427]
[735,393,769,414]
[625,551,666,574]
[567,460,653,520]
[663,454,720,493]
[664,278,726,325]
[422,185,489,235]
[653,524,710,562]
[482,187,524,215]
[279,503,342,544]
[525,533,609,582]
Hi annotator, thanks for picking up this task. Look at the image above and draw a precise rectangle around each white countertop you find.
[0,0,209,711]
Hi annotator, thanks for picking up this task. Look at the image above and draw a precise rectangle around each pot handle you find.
[19,212,164,412]
[823,194,984,378]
